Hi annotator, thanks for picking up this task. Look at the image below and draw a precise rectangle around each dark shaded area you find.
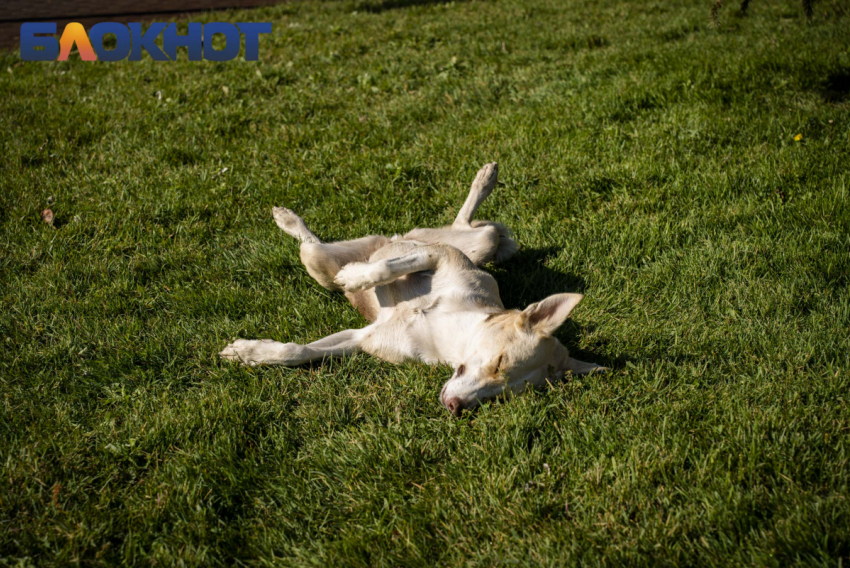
[21,155,48,168]
[710,0,818,22]
[159,146,203,167]
[489,247,627,370]
[822,69,850,102]
[49,214,70,230]
[541,34,610,53]
[491,246,586,310]
[2,0,280,21]
[356,0,467,14]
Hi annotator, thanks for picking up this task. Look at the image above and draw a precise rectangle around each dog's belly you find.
[361,301,494,366]
[348,238,505,365]
[341,263,440,324]
[340,240,430,322]
[377,271,435,306]
[358,298,436,363]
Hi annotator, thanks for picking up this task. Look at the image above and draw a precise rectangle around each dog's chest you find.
[383,303,488,366]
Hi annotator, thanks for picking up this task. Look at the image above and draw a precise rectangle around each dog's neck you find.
[422,306,573,374]
[415,307,497,366]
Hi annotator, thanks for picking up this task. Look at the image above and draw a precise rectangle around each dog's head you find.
[440,293,584,416]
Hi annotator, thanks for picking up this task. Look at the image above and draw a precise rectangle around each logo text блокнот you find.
[20,22,272,62]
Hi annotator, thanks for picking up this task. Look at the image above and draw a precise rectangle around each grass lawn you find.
[2,0,850,564]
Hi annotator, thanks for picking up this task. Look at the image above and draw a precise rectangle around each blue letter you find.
[128,23,168,61]
[90,22,131,61]
[20,23,59,61]
[162,22,202,61]
[237,23,271,61]
[203,23,240,61]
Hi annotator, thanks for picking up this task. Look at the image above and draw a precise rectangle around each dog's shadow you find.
[489,246,620,369]
[490,246,586,309]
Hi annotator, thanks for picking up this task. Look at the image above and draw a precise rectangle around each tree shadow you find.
[356,0,468,13]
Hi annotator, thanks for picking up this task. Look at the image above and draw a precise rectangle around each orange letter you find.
[58,22,97,61]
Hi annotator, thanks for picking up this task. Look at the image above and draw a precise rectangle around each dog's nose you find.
[444,397,463,417]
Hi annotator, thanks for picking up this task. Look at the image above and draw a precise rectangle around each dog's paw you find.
[565,358,608,375]
[334,262,385,292]
[219,339,308,366]
[272,207,318,244]
[471,162,498,197]
[219,339,276,366]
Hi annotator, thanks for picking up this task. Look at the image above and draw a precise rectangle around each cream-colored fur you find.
[220,163,604,415]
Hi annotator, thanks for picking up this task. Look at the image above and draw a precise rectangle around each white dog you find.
[220,163,604,415]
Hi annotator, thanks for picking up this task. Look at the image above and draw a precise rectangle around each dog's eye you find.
[484,355,504,378]
[456,365,466,376]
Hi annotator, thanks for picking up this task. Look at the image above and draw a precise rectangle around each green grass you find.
[1,0,850,564]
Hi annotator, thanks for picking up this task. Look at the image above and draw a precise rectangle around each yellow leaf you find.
[794,133,802,141]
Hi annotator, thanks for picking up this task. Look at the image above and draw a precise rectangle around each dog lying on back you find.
[220,163,604,415]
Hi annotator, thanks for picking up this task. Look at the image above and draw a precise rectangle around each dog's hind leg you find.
[272,207,390,292]
[452,162,498,229]
[334,246,444,292]
[404,162,517,264]
[455,162,518,262]
[273,207,322,244]
[470,220,518,263]
[404,223,501,266]
[299,237,391,292]
[220,327,369,367]
[333,243,478,292]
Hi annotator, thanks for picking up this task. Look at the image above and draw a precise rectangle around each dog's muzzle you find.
[440,383,464,417]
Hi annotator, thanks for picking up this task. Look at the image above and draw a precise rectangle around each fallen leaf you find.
[41,209,54,226]
[51,483,62,508]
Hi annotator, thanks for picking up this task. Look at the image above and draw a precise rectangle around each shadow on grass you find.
[490,246,586,310]
[491,246,627,370]
[822,69,850,102]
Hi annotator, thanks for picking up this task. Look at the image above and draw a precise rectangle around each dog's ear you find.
[519,293,583,335]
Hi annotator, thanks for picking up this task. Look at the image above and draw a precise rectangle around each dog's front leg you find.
[333,246,451,292]
[220,328,366,367]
